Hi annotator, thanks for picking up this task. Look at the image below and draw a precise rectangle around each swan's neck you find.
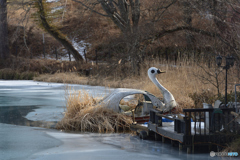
[150,75,168,95]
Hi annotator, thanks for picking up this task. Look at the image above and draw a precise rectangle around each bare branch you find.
[72,0,109,17]
[156,26,220,39]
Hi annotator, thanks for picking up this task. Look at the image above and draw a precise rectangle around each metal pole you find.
[225,67,228,107]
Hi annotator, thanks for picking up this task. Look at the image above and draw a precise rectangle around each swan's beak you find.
[157,69,166,74]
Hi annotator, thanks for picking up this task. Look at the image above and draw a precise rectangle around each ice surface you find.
[0,80,234,160]
[0,80,112,122]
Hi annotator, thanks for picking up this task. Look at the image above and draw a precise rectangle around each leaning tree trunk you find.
[182,0,194,48]
[0,0,9,59]
[36,0,83,61]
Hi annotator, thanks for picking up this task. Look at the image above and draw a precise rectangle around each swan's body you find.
[98,67,177,113]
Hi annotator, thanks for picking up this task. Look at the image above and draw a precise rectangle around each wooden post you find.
[184,116,191,136]
[187,147,191,154]
[55,47,58,60]
[209,143,212,152]
[179,143,183,151]
[192,136,194,154]
[162,136,165,143]
[43,33,45,59]
[95,49,98,65]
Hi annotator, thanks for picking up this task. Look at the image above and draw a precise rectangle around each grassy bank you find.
[34,59,239,110]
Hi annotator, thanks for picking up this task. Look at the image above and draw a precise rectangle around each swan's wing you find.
[98,88,148,112]
[98,88,166,113]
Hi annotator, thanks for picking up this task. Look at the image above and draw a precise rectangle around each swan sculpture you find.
[148,67,177,111]
[98,67,177,114]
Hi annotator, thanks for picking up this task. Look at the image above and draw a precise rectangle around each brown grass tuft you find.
[56,90,133,133]
[223,137,240,153]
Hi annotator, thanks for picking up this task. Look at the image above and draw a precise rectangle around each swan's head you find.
[148,67,165,78]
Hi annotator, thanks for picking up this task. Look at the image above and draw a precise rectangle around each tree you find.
[73,0,240,75]
[73,0,141,34]
[73,0,179,74]
[0,0,9,59]
[35,0,84,61]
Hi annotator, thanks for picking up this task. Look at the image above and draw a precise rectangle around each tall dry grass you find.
[56,90,132,132]
[36,58,239,110]
[139,59,239,109]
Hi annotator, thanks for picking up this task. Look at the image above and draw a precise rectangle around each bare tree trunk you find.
[129,0,140,32]
[0,0,9,59]
[36,0,83,61]
[98,0,140,34]
[182,0,194,47]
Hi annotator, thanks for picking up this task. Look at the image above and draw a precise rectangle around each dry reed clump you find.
[56,91,133,133]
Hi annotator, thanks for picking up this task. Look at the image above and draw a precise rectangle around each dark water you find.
[0,105,57,128]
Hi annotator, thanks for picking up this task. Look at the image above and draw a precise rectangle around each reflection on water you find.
[0,105,57,128]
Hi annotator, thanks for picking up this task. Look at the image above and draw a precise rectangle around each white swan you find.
[98,67,177,113]
[148,67,177,111]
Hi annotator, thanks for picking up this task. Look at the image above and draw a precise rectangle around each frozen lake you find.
[0,80,235,160]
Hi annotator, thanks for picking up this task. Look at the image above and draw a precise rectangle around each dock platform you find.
[130,108,240,153]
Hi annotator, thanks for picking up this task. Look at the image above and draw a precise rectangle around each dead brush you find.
[56,90,133,133]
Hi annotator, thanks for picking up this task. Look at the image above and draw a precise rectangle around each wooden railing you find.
[182,108,239,135]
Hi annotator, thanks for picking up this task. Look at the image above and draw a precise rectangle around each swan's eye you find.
[151,70,155,73]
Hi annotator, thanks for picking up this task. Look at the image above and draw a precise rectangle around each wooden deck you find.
[130,108,240,153]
